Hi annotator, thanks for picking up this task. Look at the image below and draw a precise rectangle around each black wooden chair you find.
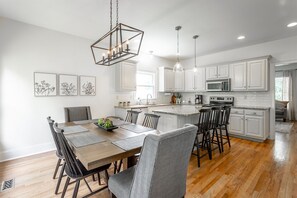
[53,123,111,198]
[192,108,211,167]
[218,106,231,151]
[142,113,161,129]
[47,117,65,194]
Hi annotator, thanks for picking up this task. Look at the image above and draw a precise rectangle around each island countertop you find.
[152,106,202,116]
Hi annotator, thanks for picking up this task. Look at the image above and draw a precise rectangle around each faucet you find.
[146,94,153,105]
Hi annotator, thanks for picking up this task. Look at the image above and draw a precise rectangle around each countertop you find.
[152,106,202,116]
[232,106,271,110]
[114,104,171,109]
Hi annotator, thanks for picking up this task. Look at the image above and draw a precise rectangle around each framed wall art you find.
[59,74,78,96]
[79,76,96,96]
[34,72,57,97]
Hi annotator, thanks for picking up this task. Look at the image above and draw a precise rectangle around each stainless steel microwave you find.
[206,79,231,92]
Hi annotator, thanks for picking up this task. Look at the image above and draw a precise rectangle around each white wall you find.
[182,35,297,139]
[0,17,173,161]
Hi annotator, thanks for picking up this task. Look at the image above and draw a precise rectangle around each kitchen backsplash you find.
[114,92,171,106]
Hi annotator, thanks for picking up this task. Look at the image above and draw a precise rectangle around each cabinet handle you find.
[253,112,257,115]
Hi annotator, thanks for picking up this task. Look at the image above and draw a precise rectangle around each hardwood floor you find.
[1,123,297,198]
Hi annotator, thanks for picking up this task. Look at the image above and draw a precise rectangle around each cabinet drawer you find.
[245,110,264,116]
[231,109,244,115]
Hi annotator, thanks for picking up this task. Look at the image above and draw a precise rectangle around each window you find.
[136,71,156,99]
[275,72,289,101]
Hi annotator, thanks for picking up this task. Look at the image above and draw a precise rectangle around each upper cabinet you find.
[174,71,185,91]
[206,65,229,80]
[230,58,268,91]
[159,67,175,92]
[184,68,205,91]
[115,61,136,92]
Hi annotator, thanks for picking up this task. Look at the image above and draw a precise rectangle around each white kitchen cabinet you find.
[247,59,268,91]
[206,65,229,80]
[229,108,269,141]
[174,71,184,91]
[230,62,246,91]
[184,68,205,91]
[230,58,268,92]
[245,116,264,138]
[155,113,178,132]
[229,114,245,135]
[115,61,137,92]
[158,67,175,92]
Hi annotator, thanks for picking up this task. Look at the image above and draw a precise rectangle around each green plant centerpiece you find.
[98,118,114,128]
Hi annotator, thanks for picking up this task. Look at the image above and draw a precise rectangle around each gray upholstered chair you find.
[108,124,198,198]
[64,106,92,122]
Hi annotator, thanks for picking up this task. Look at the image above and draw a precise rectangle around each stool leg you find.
[206,131,212,160]
[225,125,231,147]
[215,128,221,153]
[219,127,224,152]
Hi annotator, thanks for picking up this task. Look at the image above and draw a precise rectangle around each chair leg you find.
[97,173,102,185]
[196,136,201,168]
[53,158,62,179]
[72,180,80,198]
[55,162,66,194]
[92,174,96,181]
[61,177,70,198]
[83,178,92,193]
[219,127,224,152]
[105,170,109,185]
[215,129,221,153]
[225,125,231,148]
[117,160,123,173]
[113,161,118,174]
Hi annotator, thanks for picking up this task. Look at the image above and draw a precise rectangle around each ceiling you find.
[0,0,297,60]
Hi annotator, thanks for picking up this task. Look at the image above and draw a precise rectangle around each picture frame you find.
[58,74,78,96]
[79,76,96,96]
[34,72,57,97]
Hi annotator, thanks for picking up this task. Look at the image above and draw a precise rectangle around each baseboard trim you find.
[0,142,55,162]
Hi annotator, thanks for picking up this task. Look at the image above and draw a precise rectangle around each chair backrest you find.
[53,123,83,177]
[125,110,141,124]
[47,116,63,157]
[197,108,211,132]
[221,106,231,125]
[64,106,92,122]
[130,124,198,198]
[209,106,222,129]
[142,113,161,129]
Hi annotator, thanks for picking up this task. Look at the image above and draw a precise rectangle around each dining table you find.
[59,119,158,171]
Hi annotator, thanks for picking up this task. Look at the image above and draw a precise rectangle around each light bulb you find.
[193,67,198,72]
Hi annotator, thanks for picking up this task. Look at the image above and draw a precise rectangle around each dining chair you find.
[47,116,65,194]
[53,123,111,198]
[192,108,211,168]
[125,110,141,124]
[142,113,161,129]
[64,106,92,122]
[108,124,198,198]
[218,106,231,151]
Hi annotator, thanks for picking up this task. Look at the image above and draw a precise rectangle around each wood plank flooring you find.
[0,123,297,198]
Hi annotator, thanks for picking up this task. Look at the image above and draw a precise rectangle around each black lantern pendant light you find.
[193,35,199,72]
[91,0,144,66]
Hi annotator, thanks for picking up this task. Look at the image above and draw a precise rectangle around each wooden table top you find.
[60,121,158,170]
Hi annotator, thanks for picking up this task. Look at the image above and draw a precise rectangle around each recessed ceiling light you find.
[237,35,246,40]
[287,22,297,27]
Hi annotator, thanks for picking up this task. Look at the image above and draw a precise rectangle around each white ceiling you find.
[0,0,297,60]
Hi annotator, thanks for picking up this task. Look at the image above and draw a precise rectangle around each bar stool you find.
[209,106,222,153]
[192,108,211,167]
[218,106,231,151]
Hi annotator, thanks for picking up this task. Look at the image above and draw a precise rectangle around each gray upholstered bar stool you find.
[64,106,92,122]
[109,124,197,198]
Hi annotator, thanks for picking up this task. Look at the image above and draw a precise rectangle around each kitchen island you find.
[152,105,202,132]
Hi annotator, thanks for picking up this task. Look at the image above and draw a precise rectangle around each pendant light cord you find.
[116,0,119,25]
[176,26,181,63]
[194,37,197,67]
[110,0,112,31]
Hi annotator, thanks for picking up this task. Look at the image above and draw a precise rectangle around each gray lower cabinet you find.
[229,108,269,141]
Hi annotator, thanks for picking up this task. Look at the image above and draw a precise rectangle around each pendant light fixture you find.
[91,0,144,66]
[193,35,199,72]
[173,26,184,72]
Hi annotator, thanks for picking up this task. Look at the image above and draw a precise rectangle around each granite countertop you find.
[232,106,271,110]
[152,106,202,116]
[114,104,171,109]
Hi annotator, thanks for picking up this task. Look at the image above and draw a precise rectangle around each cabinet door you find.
[121,62,136,91]
[165,69,175,91]
[217,64,229,78]
[195,67,206,91]
[184,70,195,91]
[247,59,267,91]
[156,113,178,132]
[230,62,246,91]
[229,114,245,135]
[245,116,264,139]
[206,66,218,80]
[174,71,184,91]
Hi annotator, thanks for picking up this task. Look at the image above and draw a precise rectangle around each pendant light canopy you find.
[193,35,199,72]
[173,26,184,72]
[91,0,144,66]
